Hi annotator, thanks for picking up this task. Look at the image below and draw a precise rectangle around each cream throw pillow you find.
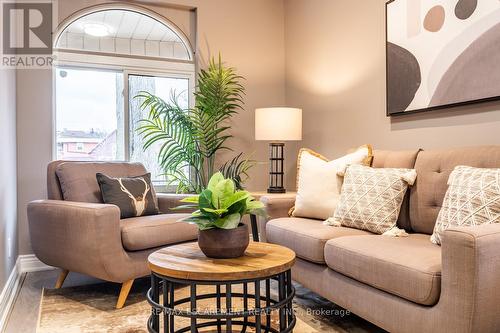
[327,165,417,236]
[430,166,500,245]
[292,145,373,220]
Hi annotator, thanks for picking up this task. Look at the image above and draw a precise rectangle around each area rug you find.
[37,278,385,333]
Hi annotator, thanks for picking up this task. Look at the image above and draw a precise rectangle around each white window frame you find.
[52,3,197,192]
[124,69,195,193]
[53,54,195,192]
[52,25,196,192]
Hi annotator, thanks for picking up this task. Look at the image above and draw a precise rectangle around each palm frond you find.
[219,153,255,190]
[136,54,252,193]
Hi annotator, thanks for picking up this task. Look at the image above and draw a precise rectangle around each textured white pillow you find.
[292,145,372,220]
[431,166,500,245]
[327,165,417,236]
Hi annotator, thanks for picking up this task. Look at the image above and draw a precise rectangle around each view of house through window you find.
[56,67,124,161]
[55,68,190,185]
[54,8,194,188]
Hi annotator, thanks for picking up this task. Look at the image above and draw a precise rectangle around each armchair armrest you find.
[256,193,296,242]
[440,224,500,332]
[27,200,123,281]
[156,193,194,214]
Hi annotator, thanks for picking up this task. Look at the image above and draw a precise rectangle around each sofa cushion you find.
[371,149,421,169]
[121,213,198,251]
[410,146,500,234]
[56,162,148,203]
[266,217,372,263]
[324,233,441,305]
[372,149,421,231]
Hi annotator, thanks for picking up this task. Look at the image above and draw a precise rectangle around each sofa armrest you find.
[27,200,123,281]
[156,193,194,214]
[440,224,500,332]
[257,194,296,242]
[259,194,296,219]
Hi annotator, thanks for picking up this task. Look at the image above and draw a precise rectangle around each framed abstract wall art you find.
[386,0,500,116]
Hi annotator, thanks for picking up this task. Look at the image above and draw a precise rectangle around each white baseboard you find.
[18,255,54,273]
[0,255,54,331]
[0,258,22,332]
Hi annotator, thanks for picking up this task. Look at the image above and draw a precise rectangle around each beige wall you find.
[162,0,294,192]
[284,0,500,159]
[0,68,18,288]
[17,0,287,255]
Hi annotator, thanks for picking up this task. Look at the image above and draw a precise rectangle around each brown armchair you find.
[27,161,197,308]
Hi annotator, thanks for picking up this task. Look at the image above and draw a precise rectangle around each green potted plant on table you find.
[178,172,265,259]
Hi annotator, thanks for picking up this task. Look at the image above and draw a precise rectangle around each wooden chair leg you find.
[116,279,134,309]
[54,269,69,289]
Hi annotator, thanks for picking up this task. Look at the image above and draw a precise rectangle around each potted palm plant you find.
[136,55,253,193]
[178,172,265,258]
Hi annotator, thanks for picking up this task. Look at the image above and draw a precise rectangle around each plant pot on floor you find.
[198,223,249,259]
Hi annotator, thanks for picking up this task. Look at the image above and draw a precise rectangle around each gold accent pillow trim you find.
[295,148,329,190]
[291,145,373,219]
[294,145,373,191]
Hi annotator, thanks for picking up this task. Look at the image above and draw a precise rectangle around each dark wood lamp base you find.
[268,142,286,194]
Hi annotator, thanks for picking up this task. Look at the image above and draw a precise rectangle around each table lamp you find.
[255,107,302,193]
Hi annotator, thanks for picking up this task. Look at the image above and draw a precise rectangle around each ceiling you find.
[64,10,181,42]
[56,9,190,60]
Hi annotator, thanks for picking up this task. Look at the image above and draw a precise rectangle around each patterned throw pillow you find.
[292,145,373,220]
[431,166,500,245]
[96,173,159,219]
[327,165,417,236]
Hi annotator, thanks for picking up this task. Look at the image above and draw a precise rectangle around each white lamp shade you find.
[255,107,302,141]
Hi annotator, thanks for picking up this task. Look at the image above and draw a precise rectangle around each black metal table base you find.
[147,270,295,333]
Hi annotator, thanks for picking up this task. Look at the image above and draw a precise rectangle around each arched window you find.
[55,9,192,60]
[53,6,195,190]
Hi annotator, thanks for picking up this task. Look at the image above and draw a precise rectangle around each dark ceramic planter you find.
[198,223,249,259]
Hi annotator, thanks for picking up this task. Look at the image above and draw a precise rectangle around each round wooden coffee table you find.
[147,241,296,333]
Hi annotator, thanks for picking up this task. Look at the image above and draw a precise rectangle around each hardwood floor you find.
[4,270,102,333]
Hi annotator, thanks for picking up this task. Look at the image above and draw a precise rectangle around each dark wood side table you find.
[250,214,260,242]
[147,242,296,333]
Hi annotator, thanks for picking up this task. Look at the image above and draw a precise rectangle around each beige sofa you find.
[27,161,198,308]
[262,146,500,333]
